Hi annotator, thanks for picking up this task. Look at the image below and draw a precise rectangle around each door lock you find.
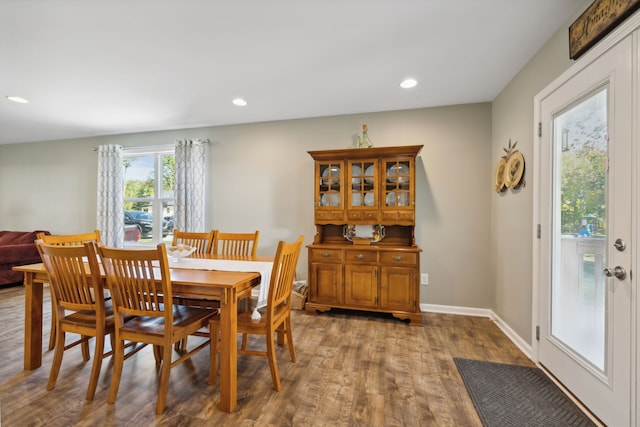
[604,266,626,280]
[614,238,626,252]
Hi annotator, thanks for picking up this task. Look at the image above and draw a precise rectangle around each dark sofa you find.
[0,230,50,286]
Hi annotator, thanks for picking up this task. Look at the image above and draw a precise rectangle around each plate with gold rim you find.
[505,151,525,189]
[494,157,507,193]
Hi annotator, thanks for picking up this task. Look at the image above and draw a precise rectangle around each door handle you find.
[604,266,626,280]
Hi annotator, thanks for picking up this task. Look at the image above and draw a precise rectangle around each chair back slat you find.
[99,244,171,319]
[266,236,304,318]
[171,229,214,254]
[37,242,104,314]
[38,230,102,246]
[212,230,260,257]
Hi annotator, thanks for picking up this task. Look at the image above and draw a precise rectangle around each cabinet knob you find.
[393,256,403,262]
[356,254,366,260]
[321,252,332,258]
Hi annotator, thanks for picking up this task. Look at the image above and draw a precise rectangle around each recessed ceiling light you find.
[6,95,29,103]
[232,98,247,106]
[400,79,418,89]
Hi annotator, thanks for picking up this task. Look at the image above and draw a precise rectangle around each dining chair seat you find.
[60,300,116,331]
[120,305,214,336]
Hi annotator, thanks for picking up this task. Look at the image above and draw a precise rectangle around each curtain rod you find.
[92,139,210,151]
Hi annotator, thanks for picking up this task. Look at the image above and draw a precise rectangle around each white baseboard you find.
[421,303,533,360]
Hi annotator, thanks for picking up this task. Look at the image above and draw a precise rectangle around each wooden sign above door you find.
[569,0,640,60]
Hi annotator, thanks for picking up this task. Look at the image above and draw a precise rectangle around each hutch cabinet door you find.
[344,264,378,308]
[346,159,378,222]
[380,157,415,224]
[315,161,345,223]
[310,262,343,305]
[380,266,416,311]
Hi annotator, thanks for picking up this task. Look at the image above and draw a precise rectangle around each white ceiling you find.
[0,0,584,146]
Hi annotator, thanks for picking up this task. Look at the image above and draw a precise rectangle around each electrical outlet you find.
[421,273,429,285]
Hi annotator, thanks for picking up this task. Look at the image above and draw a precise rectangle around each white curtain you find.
[96,144,124,247]
[174,139,206,231]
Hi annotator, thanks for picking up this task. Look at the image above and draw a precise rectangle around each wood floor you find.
[0,284,535,427]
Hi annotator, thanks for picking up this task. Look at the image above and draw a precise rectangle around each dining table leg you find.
[23,272,44,370]
[218,288,238,412]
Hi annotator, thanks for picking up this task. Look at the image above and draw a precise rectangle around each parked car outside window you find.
[124,224,141,242]
[124,210,153,238]
[163,215,174,236]
[124,210,171,239]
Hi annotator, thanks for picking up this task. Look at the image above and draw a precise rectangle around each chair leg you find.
[266,327,281,391]
[153,345,163,365]
[47,328,66,391]
[284,316,296,362]
[241,333,249,351]
[48,286,56,351]
[81,336,90,361]
[208,322,219,385]
[85,333,105,401]
[156,345,173,414]
[48,311,56,350]
[174,337,187,353]
[107,338,125,404]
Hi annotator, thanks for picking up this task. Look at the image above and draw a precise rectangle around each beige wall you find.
[0,104,493,306]
[0,0,592,336]
[490,1,591,342]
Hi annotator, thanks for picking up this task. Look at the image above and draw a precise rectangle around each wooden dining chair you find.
[37,230,101,246]
[171,229,215,254]
[37,241,113,401]
[37,230,102,351]
[209,235,304,390]
[170,228,217,351]
[98,243,218,414]
[211,230,260,257]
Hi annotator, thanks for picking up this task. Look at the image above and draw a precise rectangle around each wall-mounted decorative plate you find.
[494,157,507,193]
[505,151,525,189]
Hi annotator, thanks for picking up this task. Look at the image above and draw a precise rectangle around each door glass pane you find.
[384,160,410,207]
[552,88,607,371]
[349,160,374,207]
[319,163,341,207]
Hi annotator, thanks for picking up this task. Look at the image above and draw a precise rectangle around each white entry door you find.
[536,35,632,426]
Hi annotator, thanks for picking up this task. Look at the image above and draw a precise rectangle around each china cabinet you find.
[306,145,423,325]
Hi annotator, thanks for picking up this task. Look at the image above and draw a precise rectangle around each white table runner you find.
[169,258,273,309]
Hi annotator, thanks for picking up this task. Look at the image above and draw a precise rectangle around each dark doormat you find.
[454,358,597,427]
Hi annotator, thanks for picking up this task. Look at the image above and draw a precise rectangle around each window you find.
[123,146,175,245]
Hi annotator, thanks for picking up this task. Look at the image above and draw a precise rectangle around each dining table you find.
[13,252,273,413]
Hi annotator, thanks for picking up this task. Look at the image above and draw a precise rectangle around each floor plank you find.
[0,284,535,426]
